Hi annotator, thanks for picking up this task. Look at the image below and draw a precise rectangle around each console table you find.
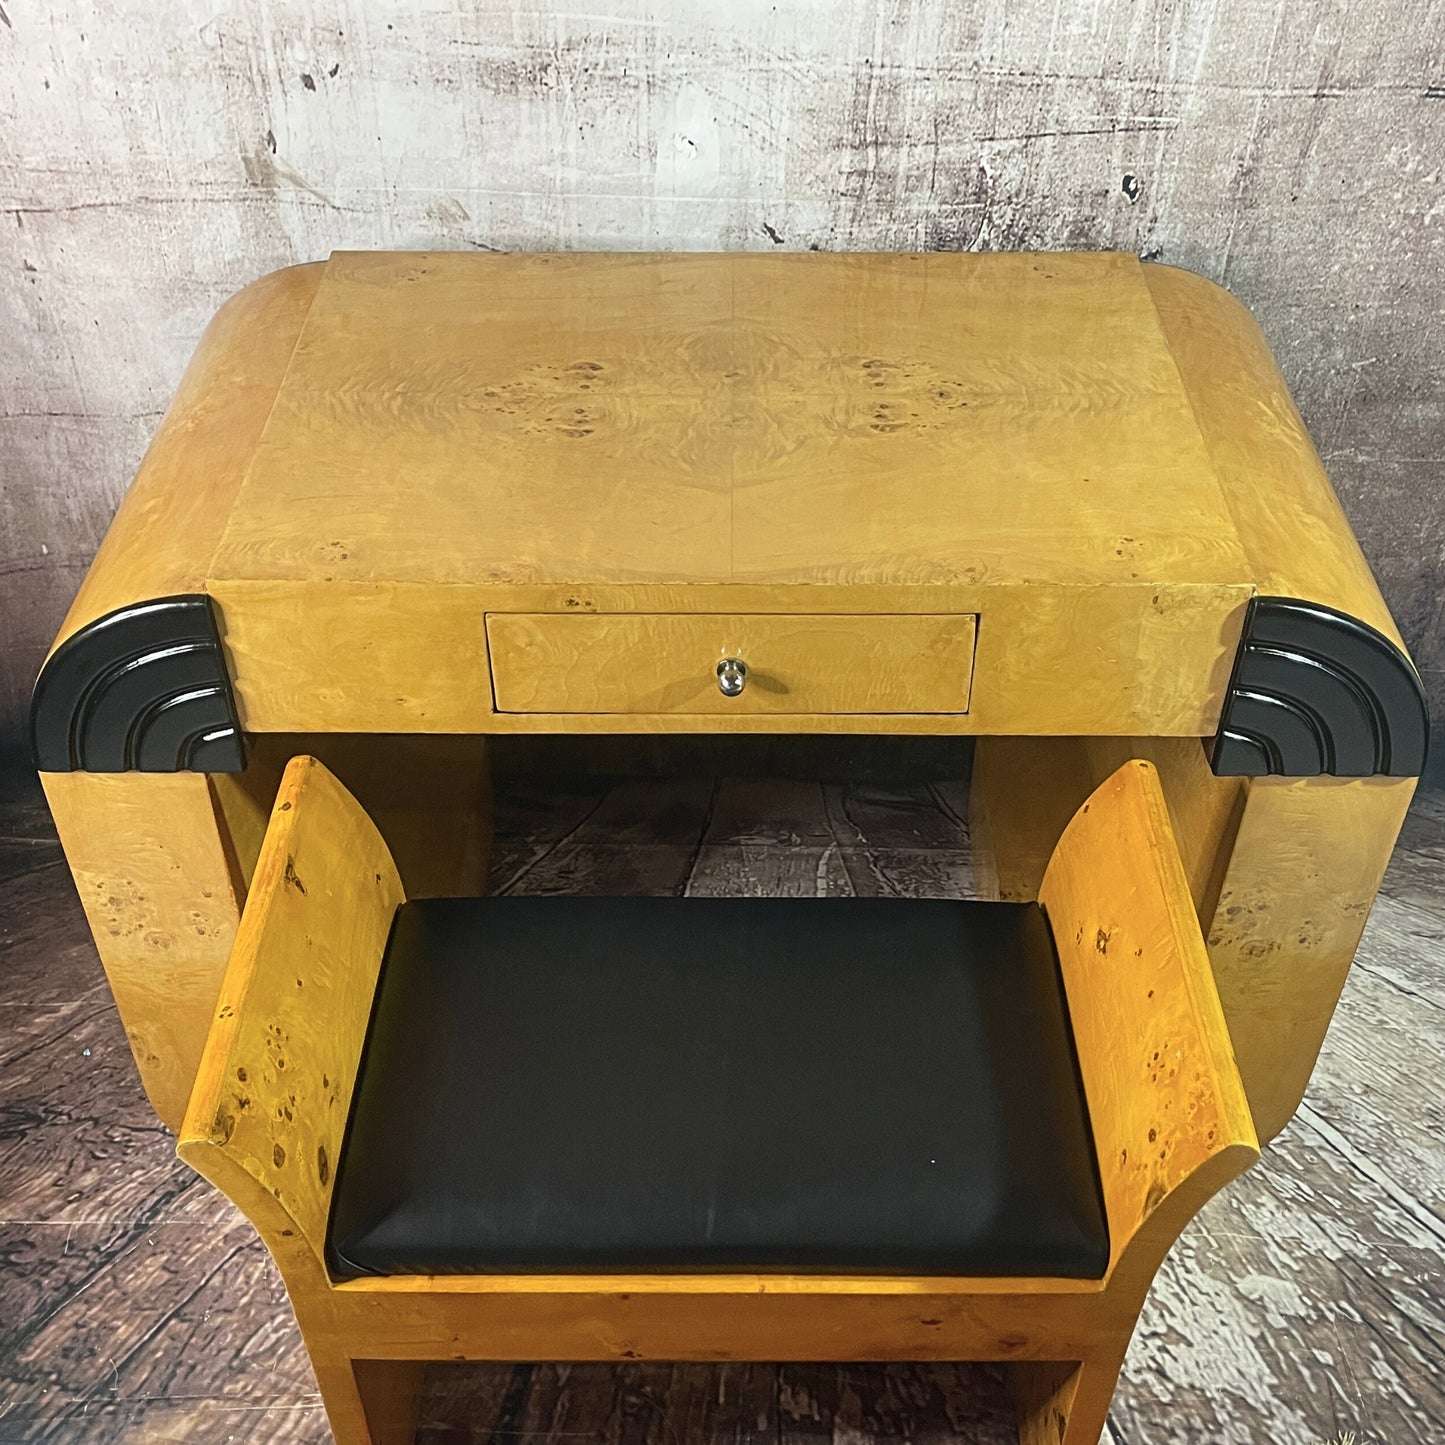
[32,251,1426,1141]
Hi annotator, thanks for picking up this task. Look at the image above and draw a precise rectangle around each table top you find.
[212,250,1251,590]
[50,249,1403,741]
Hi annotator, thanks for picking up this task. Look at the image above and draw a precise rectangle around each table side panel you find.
[39,770,244,1130]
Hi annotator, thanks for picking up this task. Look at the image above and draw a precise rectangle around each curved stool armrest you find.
[178,756,405,1282]
[1040,760,1261,1288]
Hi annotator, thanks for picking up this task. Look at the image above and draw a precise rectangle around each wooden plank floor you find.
[0,765,1441,1444]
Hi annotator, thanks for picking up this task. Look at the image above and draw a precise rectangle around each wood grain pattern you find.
[1037,761,1258,1281]
[7,0,1445,772]
[214,580,1246,739]
[175,758,1258,1445]
[494,777,715,897]
[216,733,493,901]
[1203,773,1416,1143]
[0,859,104,1008]
[45,248,1417,1148]
[38,736,490,1130]
[486,612,977,715]
[969,737,1414,1144]
[971,737,1245,914]
[0,1001,211,1229]
[969,737,1095,903]
[1144,264,1405,646]
[183,250,1257,739]
[45,263,325,651]
[179,756,405,1272]
[214,252,1250,590]
[1,772,1443,1442]
[1118,1121,1445,1444]
[37,770,245,1130]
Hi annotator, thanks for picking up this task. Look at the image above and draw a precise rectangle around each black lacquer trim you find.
[1211,597,1429,778]
[30,595,245,774]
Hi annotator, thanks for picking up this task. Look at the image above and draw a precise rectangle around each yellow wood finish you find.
[970,736,1413,1142]
[971,738,1094,905]
[1035,741,1414,1145]
[216,733,492,899]
[217,578,1238,736]
[46,250,1417,1166]
[199,250,1253,738]
[216,252,1249,591]
[1038,759,1258,1274]
[180,757,405,1263]
[50,263,324,650]
[35,263,325,1129]
[1144,265,1403,644]
[1205,773,1415,1141]
[486,612,977,715]
[40,771,245,1127]
[972,736,1245,917]
[37,736,489,1127]
[180,758,1254,1445]
[1012,1359,1123,1445]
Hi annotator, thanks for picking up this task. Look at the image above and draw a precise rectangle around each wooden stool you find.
[178,755,1257,1445]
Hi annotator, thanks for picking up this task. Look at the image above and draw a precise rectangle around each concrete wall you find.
[2,0,1441,766]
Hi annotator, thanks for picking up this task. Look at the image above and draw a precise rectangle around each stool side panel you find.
[180,756,405,1271]
[1038,760,1258,1272]
[972,736,1415,1143]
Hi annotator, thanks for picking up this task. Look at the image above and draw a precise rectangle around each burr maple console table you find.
[33,251,1426,1158]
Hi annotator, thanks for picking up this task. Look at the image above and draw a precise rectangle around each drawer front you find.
[486,613,977,715]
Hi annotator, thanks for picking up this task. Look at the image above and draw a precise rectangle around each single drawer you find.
[486,613,977,715]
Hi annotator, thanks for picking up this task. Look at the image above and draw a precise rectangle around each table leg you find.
[41,770,244,1129]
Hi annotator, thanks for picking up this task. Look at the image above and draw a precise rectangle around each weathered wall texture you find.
[2,0,1441,765]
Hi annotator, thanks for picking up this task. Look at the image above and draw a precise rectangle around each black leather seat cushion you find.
[327,897,1108,1280]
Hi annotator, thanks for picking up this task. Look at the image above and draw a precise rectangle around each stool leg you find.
[1011,1354,1124,1445]
[312,1356,426,1445]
